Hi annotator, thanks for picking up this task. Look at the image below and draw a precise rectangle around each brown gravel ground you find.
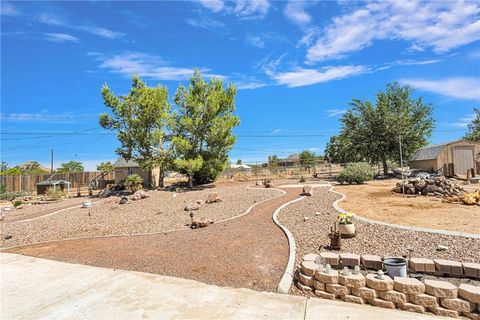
[0,183,283,248]
[5,187,302,292]
[276,187,480,295]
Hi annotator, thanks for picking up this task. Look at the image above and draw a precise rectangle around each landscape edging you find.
[329,186,480,239]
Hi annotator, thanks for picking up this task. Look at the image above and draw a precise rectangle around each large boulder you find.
[205,192,222,204]
[301,185,313,196]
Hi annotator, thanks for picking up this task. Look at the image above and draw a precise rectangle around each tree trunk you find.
[147,169,152,189]
[188,174,193,189]
[382,159,388,176]
[159,168,165,188]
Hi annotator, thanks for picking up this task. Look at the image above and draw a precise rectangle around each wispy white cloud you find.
[400,77,480,101]
[284,1,312,26]
[194,0,270,19]
[235,81,267,90]
[272,65,369,88]
[43,33,79,43]
[325,109,347,117]
[439,114,475,128]
[194,0,225,13]
[0,112,96,122]
[306,1,480,62]
[186,17,226,29]
[95,52,224,81]
[1,2,21,17]
[245,32,288,49]
[270,129,284,135]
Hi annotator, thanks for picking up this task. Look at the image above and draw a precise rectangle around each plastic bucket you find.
[384,258,407,278]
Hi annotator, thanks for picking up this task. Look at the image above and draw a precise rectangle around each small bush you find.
[337,162,374,185]
[299,175,306,183]
[124,174,143,192]
[12,200,22,207]
[45,188,67,200]
[0,192,24,201]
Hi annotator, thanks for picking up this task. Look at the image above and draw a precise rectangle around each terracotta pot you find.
[338,223,356,238]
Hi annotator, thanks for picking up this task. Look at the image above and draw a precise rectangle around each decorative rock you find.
[190,219,213,229]
[315,271,339,284]
[303,253,320,262]
[315,290,335,300]
[441,298,476,313]
[433,259,463,277]
[352,287,377,300]
[319,252,340,267]
[459,284,480,304]
[463,262,480,278]
[184,203,200,211]
[424,279,458,298]
[409,258,435,273]
[295,281,312,291]
[313,280,325,291]
[394,277,425,295]
[303,216,309,222]
[437,245,449,251]
[298,271,314,287]
[368,298,395,309]
[301,185,312,196]
[464,312,480,320]
[428,306,459,318]
[301,261,319,277]
[361,255,383,270]
[409,293,438,308]
[119,196,128,204]
[339,274,366,288]
[326,283,350,297]
[195,199,203,204]
[341,294,365,304]
[366,273,394,291]
[397,302,425,314]
[377,290,407,304]
[340,253,360,268]
[205,192,222,204]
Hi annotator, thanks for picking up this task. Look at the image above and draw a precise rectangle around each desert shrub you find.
[299,175,306,183]
[337,162,374,185]
[45,188,67,200]
[124,174,143,192]
[0,192,24,201]
[12,200,22,207]
[0,185,6,194]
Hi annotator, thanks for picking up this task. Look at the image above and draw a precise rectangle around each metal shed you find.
[409,140,480,176]
[36,179,71,195]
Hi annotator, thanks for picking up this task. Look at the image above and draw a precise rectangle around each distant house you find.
[229,164,252,171]
[409,140,480,176]
[113,158,161,187]
[278,154,300,167]
[36,179,71,195]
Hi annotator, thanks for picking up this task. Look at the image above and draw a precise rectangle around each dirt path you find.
[6,188,302,292]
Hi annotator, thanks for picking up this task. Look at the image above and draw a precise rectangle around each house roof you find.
[113,158,139,168]
[36,180,71,186]
[410,142,450,161]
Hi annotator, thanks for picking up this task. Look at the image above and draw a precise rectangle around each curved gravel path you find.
[5,187,303,292]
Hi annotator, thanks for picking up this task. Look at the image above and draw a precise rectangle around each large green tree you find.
[327,82,434,174]
[299,150,316,171]
[325,135,363,163]
[463,108,479,141]
[100,75,172,187]
[57,160,84,173]
[173,69,239,188]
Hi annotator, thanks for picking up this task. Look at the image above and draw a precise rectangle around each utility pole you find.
[50,148,54,173]
[399,136,405,197]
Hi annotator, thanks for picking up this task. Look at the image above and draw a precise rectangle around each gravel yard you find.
[1,183,282,248]
[277,187,480,293]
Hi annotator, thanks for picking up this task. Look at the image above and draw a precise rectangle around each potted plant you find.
[338,212,356,238]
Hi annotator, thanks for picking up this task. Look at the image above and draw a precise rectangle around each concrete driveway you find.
[1,253,446,319]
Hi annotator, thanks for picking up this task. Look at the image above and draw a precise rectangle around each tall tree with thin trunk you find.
[173,69,239,188]
[463,108,480,141]
[99,75,172,187]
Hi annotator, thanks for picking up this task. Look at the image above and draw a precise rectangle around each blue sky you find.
[1,0,479,170]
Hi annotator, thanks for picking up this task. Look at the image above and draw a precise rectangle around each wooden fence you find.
[0,171,115,193]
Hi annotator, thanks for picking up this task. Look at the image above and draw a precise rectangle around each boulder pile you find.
[392,176,466,197]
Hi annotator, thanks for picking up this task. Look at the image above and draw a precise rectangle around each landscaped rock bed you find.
[276,187,480,295]
[0,183,283,248]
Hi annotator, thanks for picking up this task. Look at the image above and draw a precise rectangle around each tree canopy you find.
[100,75,172,187]
[172,69,239,187]
[97,161,114,173]
[57,160,84,173]
[299,150,316,169]
[463,108,479,141]
[325,82,434,174]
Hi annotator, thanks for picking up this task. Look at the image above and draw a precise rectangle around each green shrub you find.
[0,192,24,201]
[337,162,374,185]
[12,200,22,207]
[124,174,143,192]
[299,175,306,183]
[45,188,67,200]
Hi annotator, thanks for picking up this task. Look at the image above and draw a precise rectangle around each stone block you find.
[441,298,476,312]
[433,259,463,277]
[409,258,435,273]
[368,298,395,309]
[377,290,407,304]
[394,277,425,294]
[459,284,480,304]
[365,273,394,291]
[352,287,377,300]
[424,279,457,298]
[340,253,361,268]
[315,271,339,284]
[303,253,320,262]
[315,290,335,300]
[326,283,350,297]
[464,312,480,320]
[339,274,366,288]
[463,262,480,278]
[313,280,325,291]
[428,306,459,318]
[295,281,312,291]
[298,271,314,287]
[301,261,319,277]
[409,293,439,307]
[320,252,339,267]
[397,302,425,313]
[341,294,365,304]
[361,255,383,270]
